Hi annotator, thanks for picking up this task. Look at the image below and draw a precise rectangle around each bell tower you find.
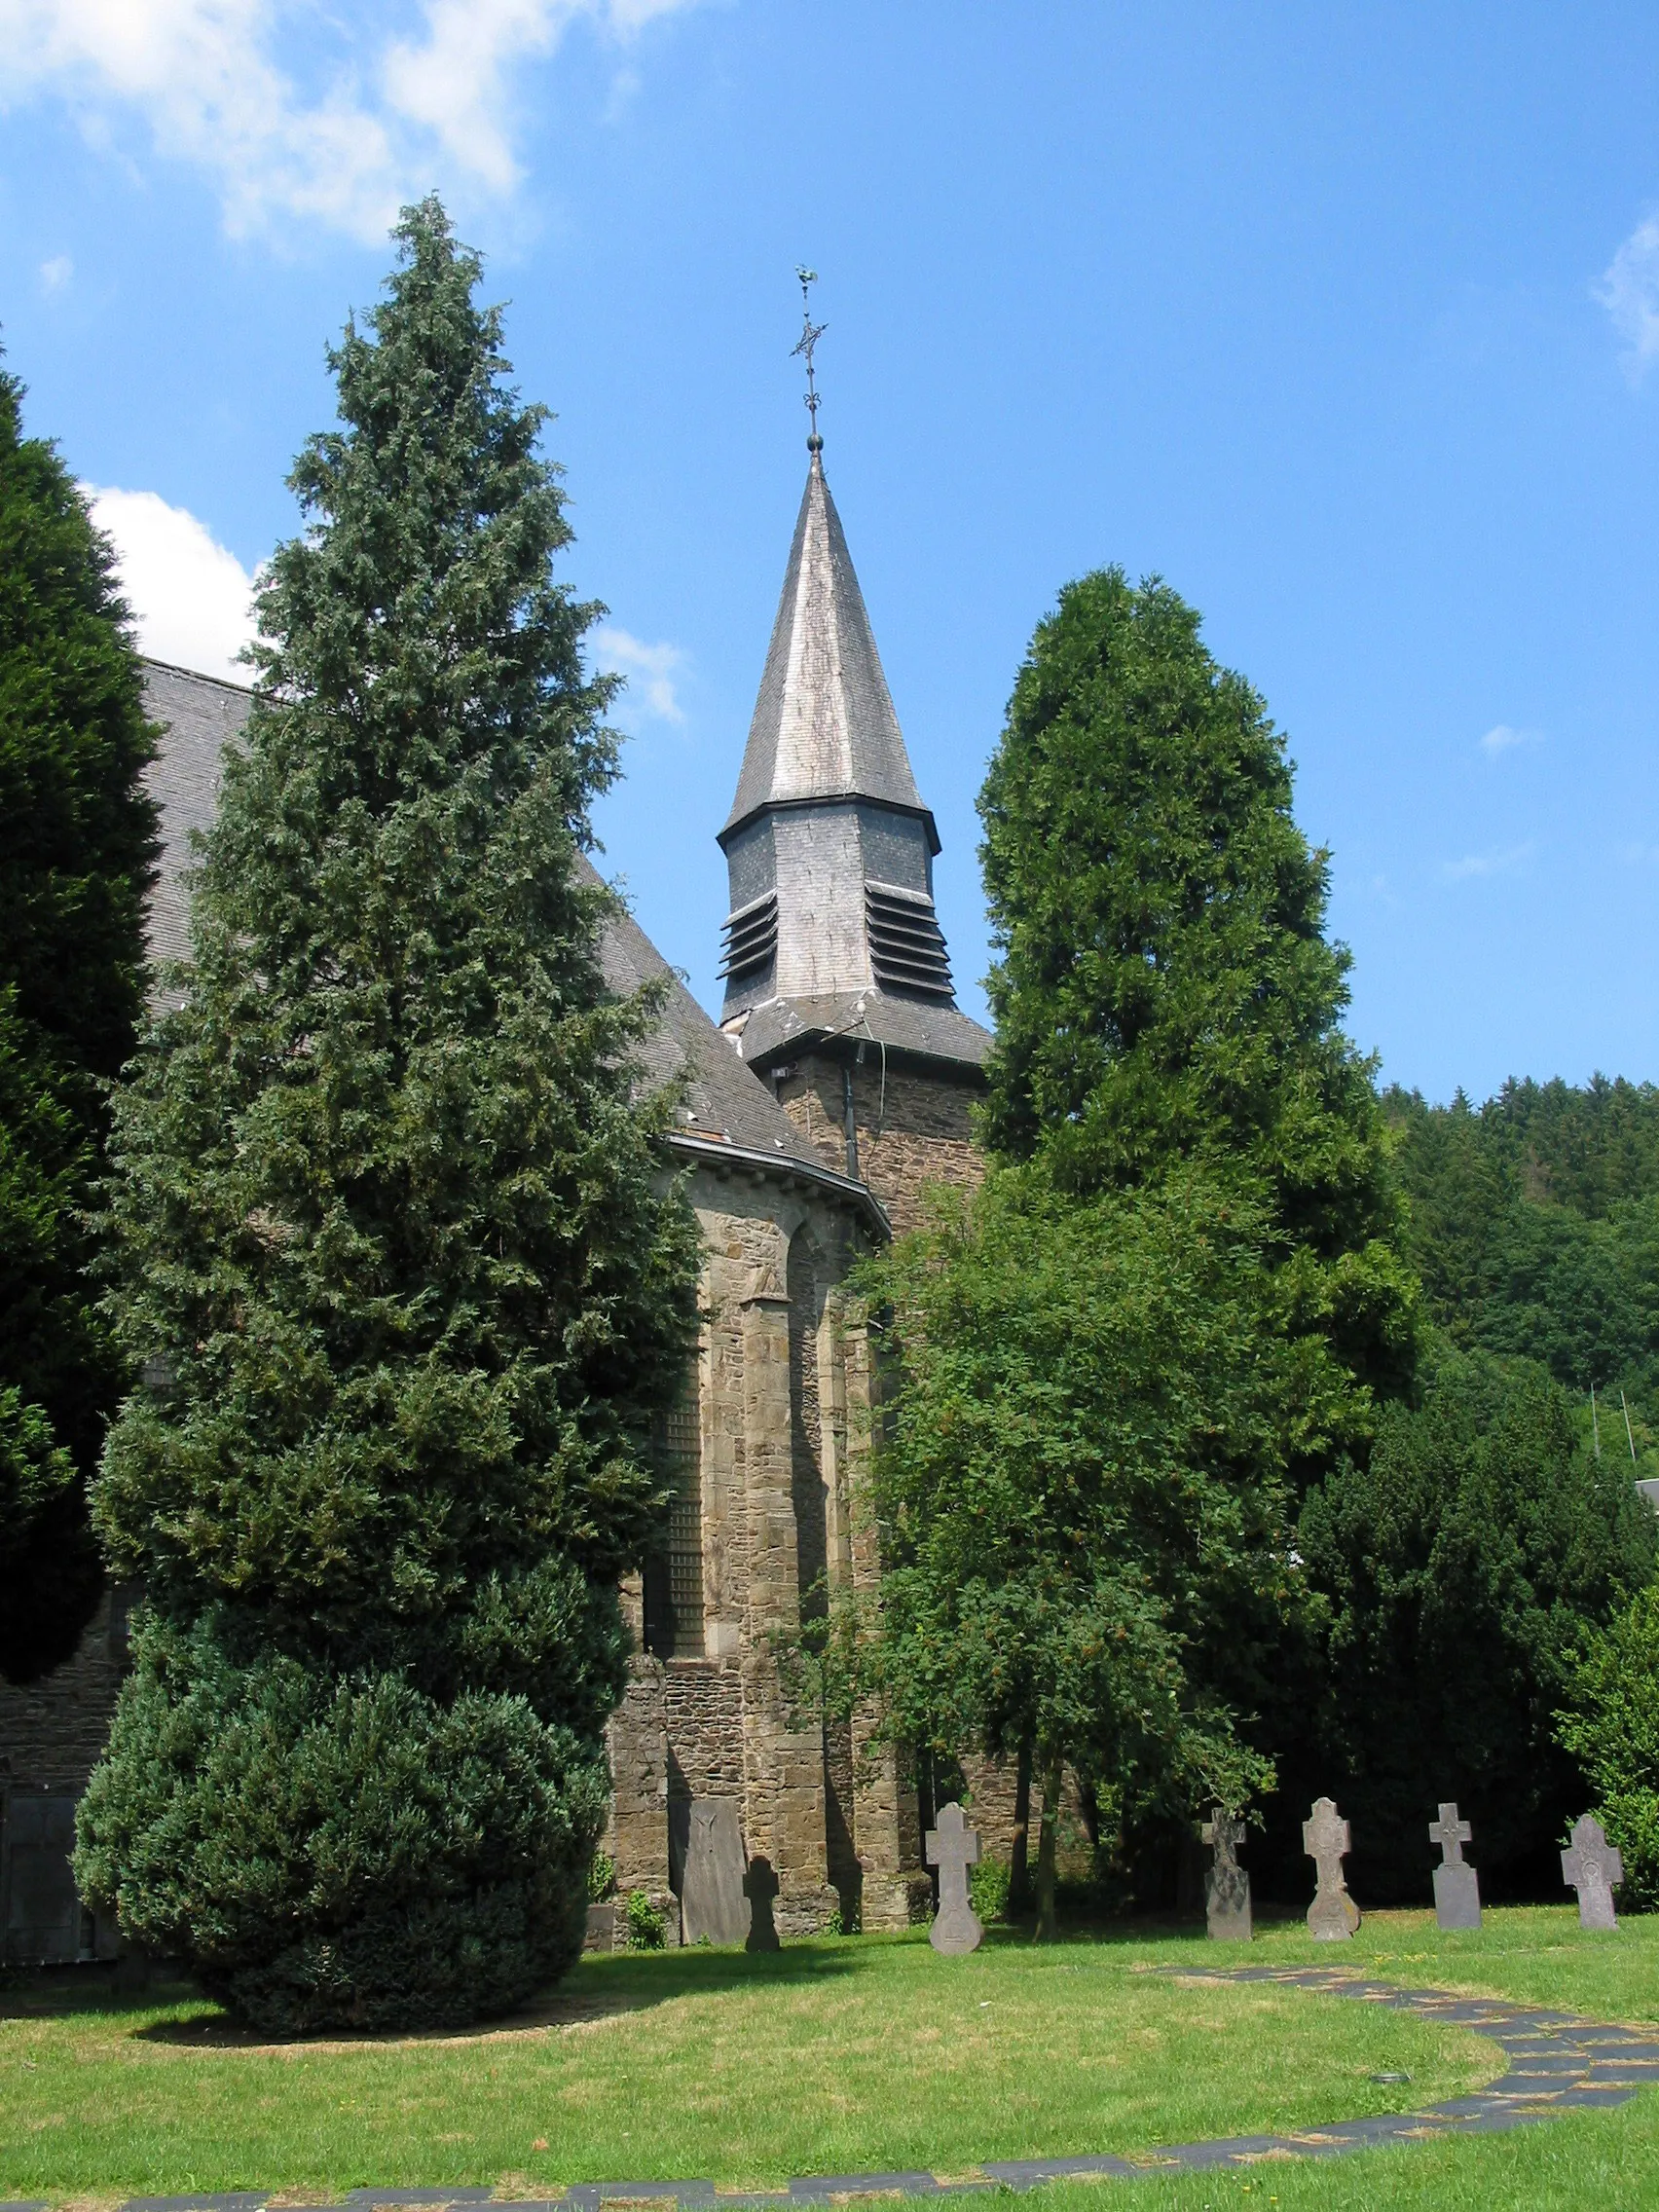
[718,298,988,1228]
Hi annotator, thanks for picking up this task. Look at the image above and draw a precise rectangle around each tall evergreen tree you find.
[978,569,1416,1467]
[75,201,702,2033]
[0,359,158,1681]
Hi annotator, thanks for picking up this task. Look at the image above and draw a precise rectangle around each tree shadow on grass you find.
[121,1937,868,2048]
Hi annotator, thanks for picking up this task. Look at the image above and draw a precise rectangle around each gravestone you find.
[1303,1796,1361,1940]
[925,1801,984,1954]
[681,1798,749,1947]
[1562,1814,1623,1931]
[1428,1801,1481,1931]
[1200,1807,1252,1940]
[0,1793,82,1965]
[743,1854,781,1951]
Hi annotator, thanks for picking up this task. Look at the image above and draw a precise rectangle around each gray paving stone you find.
[343,2195,496,2207]
[120,2198,269,2211]
[789,2176,942,2198]
[978,2157,1140,2186]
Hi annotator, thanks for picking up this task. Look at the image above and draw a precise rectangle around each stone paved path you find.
[6,1966,1658,2209]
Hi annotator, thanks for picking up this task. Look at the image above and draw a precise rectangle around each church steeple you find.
[717,443,989,1087]
[721,450,939,853]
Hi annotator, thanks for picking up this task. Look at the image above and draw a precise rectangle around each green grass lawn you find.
[0,1906,1654,2208]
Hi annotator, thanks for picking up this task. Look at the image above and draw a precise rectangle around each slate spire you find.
[717,445,990,1081]
[721,450,937,847]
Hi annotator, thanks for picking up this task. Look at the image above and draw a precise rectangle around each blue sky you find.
[5,3,1659,1104]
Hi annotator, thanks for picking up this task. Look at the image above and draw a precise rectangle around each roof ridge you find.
[141,655,256,695]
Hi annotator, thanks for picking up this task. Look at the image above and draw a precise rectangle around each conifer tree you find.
[75,202,702,2033]
[0,361,158,1681]
[978,569,1416,1468]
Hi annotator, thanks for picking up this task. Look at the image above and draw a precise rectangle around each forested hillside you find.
[1383,1077,1659,1457]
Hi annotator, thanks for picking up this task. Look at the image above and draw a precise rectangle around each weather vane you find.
[792,265,827,450]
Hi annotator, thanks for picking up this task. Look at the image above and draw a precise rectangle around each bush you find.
[624,1890,666,1950]
[75,1612,605,2032]
[587,1852,616,1903]
[969,1856,1012,1924]
[1558,1583,1659,1912]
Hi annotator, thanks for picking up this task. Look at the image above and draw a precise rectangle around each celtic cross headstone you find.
[1561,1815,1623,1932]
[925,1800,984,1954]
[1428,1801,1481,1931]
[1303,1795,1360,1939]
[1200,1806,1252,1940]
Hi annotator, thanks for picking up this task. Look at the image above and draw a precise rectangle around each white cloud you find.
[86,485,257,682]
[594,623,685,723]
[38,252,73,291]
[1440,841,1535,884]
[1599,213,1659,378]
[1480,722,1541,758]
[0,0,703,242]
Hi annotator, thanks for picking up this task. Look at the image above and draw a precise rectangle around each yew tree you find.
[978,569,1416,1478]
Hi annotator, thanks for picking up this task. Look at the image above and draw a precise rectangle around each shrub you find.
[970,1856,1012,1925]
[587,1852,616,1903]
[75,1612,606,2031]
[624,1889,667,1950]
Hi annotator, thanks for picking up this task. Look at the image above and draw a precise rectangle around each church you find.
[0,441,995,1960]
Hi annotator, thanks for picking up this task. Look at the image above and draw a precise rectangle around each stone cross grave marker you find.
[743,1853,781,1951]
[1429,1801,1482,1931]
[925,1800,984,1954]
[681,1798,748,1947]
[1200,1807,1252,1940]
[1562,1814,1623,1932]
[1303,1795,1361,1940]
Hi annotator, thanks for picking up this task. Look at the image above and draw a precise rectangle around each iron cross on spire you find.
[792,265,827,452]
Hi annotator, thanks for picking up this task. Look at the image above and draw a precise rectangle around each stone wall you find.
[0,1587,127,1792]
[601,1156,923,1943]
[773,1055,984,1233]
[0,1588,129,1963]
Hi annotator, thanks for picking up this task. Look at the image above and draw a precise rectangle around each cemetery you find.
[7,41,1659,2212]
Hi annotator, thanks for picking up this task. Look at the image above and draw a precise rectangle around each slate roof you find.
[578,853,840,1162]
[135,660,874,1214]
[140,660,253,968]
[722,453,936,846]
[737,988,993,1074]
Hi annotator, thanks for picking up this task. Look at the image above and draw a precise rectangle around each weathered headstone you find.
[681,1798,749,1947]
[925,1801,984,1954]
[1562,1815,1623,1931]
[743,1853,782,1951]
[1428,1801,1481,1931]
[1303,1796,1361,1940]
[1200,1807,1252,1940]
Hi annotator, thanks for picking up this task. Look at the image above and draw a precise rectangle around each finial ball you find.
[807,433,824,453]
